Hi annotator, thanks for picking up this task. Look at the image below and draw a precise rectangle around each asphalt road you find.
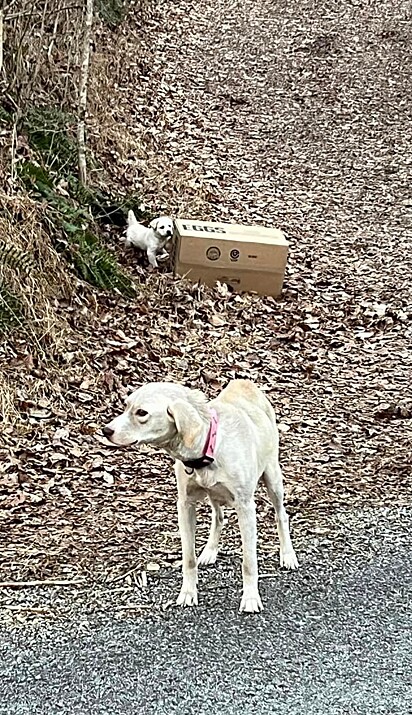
[1,506,411,715]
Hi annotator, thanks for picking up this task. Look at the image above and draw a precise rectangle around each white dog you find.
[103,380,298,613]
[123,211,174,268]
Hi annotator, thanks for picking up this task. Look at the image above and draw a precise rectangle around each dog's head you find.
[102,382,207,452]
[149,216,174,240]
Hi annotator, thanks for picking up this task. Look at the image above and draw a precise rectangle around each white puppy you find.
[123,211,174,268]
[103,380,298,614]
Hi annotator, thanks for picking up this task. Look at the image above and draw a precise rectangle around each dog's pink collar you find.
[182,408,219,472]
[204,408,218,460]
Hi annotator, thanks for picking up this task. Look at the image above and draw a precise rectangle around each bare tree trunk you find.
[77,0,93,186]
[0,10,3,75]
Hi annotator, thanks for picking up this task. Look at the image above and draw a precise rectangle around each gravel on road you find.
[1,505,411,715]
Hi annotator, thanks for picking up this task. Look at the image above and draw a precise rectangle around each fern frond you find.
[0,284,23,334]
[0,239,36,274]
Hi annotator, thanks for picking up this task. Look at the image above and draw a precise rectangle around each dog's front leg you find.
[236,500,263,613]
[147,249,159,268]
[176,498,198,606]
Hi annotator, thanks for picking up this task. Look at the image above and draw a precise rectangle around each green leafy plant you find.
[18,160,54,194]
[0,106,13,126]
[65,229,136,296]
[96,0,129,26]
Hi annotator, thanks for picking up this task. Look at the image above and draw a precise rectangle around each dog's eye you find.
[135,409,148,418]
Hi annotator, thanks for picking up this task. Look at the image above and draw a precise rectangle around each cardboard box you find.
[173,219,289,297]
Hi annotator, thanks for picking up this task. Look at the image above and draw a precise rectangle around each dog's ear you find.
[149,218,159,231]
[167,400,204,449]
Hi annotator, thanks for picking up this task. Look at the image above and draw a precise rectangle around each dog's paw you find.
[239,590,263,614]
[280,550,299,570]
[197,547,218,566]
[176,588,198,607]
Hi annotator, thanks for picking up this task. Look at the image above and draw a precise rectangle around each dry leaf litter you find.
[0,0,411,624]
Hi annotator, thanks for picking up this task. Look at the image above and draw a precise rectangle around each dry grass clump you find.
[0,191,77,425]
[0,191,73,341]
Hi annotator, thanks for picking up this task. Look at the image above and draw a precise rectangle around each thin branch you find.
[1,0,19,13]
[6,1,37,96]
[5,5,82,21]
[48,8,61,60]
[0,10,3,74]
[32,0,49,87]
[77,0,93,186]
[62,3,79,105]
[10,113,18,188]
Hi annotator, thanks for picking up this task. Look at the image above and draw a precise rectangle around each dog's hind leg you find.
[198,500,224,566]
[236,499,263,613]
[263,456,299,570]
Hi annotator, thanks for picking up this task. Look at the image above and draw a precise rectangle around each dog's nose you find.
[103,426,114,438]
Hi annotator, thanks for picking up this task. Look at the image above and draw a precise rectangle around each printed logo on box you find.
[206,246,221,261]
[230,249,240,262]
[182,224,226,234]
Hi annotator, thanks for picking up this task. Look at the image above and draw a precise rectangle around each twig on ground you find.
[110,567,141,584]
[5,605,53,613]
[0,578,86,588]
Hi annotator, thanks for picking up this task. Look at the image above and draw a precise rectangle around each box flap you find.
[174,219,288,246]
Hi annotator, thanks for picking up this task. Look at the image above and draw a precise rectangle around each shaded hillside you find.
[0,0,159,417]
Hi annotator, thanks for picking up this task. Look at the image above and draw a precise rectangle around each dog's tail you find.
[127,210,138,227]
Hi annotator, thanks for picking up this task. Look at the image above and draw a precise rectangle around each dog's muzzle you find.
[102,426,138,447]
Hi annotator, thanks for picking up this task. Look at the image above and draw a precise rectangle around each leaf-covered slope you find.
[0,0,411,597]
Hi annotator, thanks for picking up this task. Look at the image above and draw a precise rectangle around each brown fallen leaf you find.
[209,314,226,327]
